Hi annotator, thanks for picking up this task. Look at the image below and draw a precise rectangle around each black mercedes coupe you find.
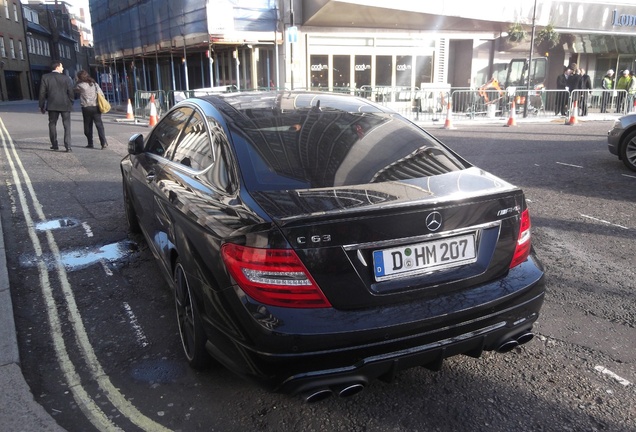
[120,91,545,401]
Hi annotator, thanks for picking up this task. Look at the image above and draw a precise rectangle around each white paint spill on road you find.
[35,218,79,231]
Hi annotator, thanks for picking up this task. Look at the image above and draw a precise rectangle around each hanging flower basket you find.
[535,24,560,51]
[508,23,527,43]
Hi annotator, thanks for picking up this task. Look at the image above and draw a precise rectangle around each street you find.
[0,102,634,432]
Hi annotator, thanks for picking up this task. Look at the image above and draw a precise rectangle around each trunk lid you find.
[250,168,526,309]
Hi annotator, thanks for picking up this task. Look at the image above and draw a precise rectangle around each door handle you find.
[145,171,155,182]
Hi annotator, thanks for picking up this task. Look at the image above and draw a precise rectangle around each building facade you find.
[88,1,636,104]
[0,0,31,100]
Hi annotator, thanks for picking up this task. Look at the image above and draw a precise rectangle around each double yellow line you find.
[0,117,171,432]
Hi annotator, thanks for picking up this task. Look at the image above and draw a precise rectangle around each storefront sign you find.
[310,64,328,71]
[612,10,636,28]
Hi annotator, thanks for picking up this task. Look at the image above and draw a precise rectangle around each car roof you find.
[194,91,391,118]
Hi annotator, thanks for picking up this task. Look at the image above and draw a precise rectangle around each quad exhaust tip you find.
[302,381,367,402]
[496,331,535,353]
[303,388,333,403]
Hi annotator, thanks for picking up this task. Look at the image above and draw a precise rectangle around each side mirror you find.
[128,133,144,155]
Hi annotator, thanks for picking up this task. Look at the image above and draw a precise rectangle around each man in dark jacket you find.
[39,61,74,152]
[578,68,592,116]
[555,67,571,116]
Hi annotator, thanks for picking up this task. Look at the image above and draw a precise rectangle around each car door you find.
[128,107,193,259]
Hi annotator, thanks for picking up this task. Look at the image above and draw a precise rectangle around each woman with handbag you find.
[74,70,109,149]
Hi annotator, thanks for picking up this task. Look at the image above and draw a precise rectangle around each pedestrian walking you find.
[38,61,74,152]
[600,69,614,113]
[578,68,592,116]
[74,70,109,149]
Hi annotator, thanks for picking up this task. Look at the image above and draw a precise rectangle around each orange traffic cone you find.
[126,99,134,119]
[505,100,517,127]
[442,101,455,130]
[566,100,579,125]
[148,94,158,127]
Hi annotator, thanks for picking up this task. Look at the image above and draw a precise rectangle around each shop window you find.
[333,55,350,89]
[415,56,433,86]
[376,55,392,87]
[354,55,371,89]
[395,56,412,88]
[310,55,328,89]
[256,47,276,89]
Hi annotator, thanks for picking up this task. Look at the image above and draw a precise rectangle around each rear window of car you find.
[228,107,466,192]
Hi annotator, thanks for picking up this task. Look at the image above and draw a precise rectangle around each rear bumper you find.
[275,288,544,395]
[209,254,545,394]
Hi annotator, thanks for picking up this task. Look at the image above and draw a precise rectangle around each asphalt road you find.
[0,104,634,432]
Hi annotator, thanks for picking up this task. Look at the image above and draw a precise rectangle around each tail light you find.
[510,208,532,269]
[221,244,331,308]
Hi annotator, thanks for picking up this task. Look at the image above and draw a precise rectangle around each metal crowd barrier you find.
[134,90,166,119]
[139,86,633,123]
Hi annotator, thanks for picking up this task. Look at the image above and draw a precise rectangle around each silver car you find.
[607,113,636,172]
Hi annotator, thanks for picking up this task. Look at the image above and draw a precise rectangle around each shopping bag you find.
[97,89,111,114]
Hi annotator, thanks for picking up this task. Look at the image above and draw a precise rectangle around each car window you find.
[229,109,466,191]
[169,110,213,171]
[145,107,193,156]
[204,118,234,193]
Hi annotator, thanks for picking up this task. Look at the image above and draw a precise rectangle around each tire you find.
[174,260,212,369]
[122,181,141,233]
[620,130,636,172]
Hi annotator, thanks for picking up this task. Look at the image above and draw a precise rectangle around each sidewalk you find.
[0,221,65,431]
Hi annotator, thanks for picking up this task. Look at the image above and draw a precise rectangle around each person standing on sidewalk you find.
[600,69,614,113]
[74,70,109,149]
[38,61,74,152]
[627,71,636,114]
[555,67,571,116]
[578,68,592,116]
[615,69,632,113]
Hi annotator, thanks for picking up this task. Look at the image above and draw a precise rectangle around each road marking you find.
[580,214,629,230]
[123,302,150,348]
[622,173,636,179]
[594,366,632,386]
[82,222,94,237]
[556,162,583,168]
[101,259,114,276]
[0,118,171,432]
[4,179,17,213]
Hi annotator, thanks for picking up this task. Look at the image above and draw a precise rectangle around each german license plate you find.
[373,233,477,281]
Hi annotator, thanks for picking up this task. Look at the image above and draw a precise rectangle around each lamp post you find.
[523,0,538,118]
